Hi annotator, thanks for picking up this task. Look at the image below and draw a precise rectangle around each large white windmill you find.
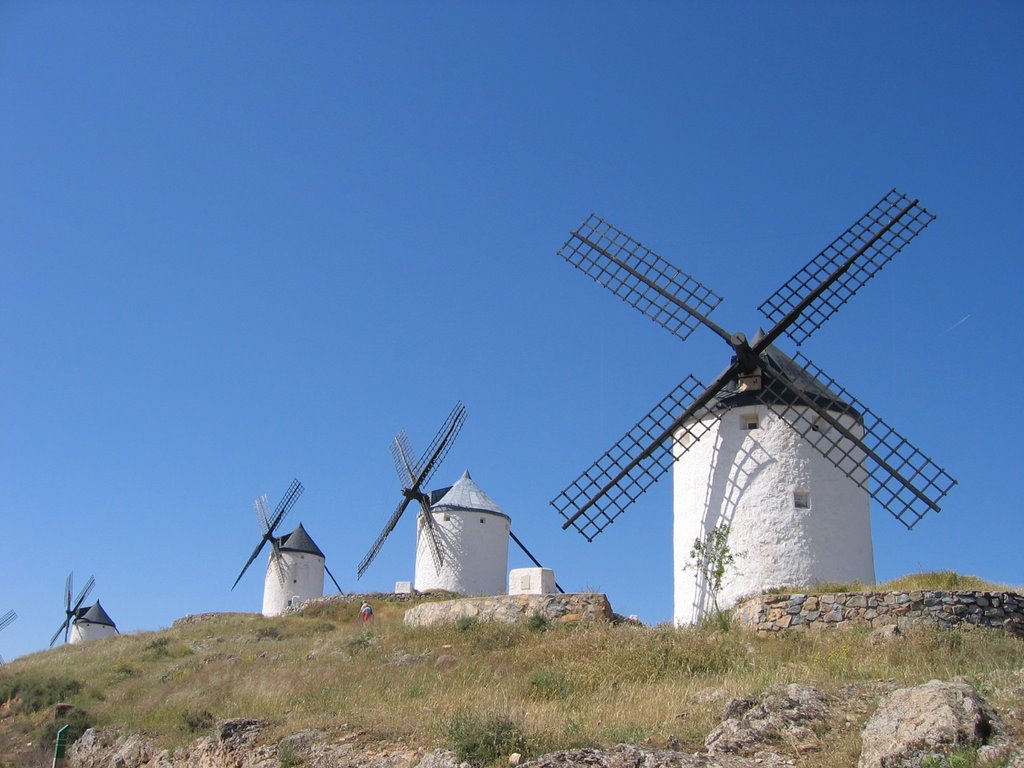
[552,190,957,624]
[232,479,343,617]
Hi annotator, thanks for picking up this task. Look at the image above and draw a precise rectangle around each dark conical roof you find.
[75,600,116,628]
[278,522,325,557]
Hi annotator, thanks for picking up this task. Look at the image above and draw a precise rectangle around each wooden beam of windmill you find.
[232,479,304,590]
[49,572,95,647]
[357,401,467,579]
[552,189,953,539]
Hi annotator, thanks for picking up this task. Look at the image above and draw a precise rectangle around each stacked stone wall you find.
[734,590,1024,637]
[403,592,612,627]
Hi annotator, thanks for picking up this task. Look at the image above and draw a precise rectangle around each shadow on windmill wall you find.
[687,423,774,620]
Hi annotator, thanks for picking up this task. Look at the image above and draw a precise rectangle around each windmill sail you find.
[357,401,467,579]
[552,190,954,539]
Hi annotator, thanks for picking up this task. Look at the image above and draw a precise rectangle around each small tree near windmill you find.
[688,523,740,616]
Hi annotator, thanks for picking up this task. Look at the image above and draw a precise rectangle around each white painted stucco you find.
[69,620,116,644]
[673,404,874,625]
[508,567,557,595]
[262,550,325,617]
[415,508,510,595]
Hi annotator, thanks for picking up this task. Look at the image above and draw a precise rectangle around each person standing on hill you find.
[359,601,373,622]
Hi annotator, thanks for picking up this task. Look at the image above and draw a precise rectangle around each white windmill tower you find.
[414,470,510,595]
[232,479,343,617]
[49,572,119,646]
[358,404,562,596]
[551,190,957,624]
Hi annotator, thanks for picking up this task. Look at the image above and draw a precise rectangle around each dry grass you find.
[1,583,1022,767]
[766,569,1020,595]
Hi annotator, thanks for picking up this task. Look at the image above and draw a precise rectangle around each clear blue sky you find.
[2,3,1022,661]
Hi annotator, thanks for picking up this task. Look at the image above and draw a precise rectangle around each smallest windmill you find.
[0,609,16,664]
[232,478,343,616]
[49,572,118,646]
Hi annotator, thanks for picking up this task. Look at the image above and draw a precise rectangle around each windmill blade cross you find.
[72,575,96,613]
[414,402,467,491]
[233,479,305,590]
[255,495,272,534]
[357,496,415,578]
[49,619,70,648]
[756,353,956,528]
[559,214,726,344]
[553,373,726,539]
[757,189,935,348]
[391,430,419,485]
[0,610,17,633]
[64,571,73,613]
[268,479,304,532]
[417,497,444,573]
[232,536,270,590]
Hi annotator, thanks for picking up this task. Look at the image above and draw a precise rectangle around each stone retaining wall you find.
[734,590,1024,637]
[403,592,613,627]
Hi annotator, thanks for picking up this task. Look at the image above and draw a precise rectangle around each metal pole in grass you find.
[52,724,69,768]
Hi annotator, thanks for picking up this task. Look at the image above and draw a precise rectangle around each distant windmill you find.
[232,479,343,616]
[551,190,956,623]
[359,403,564,594]
[358,402,468,581]
[0,609,16,664]
[49,572,117,646]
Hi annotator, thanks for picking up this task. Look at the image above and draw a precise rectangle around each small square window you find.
[794,490,811,509]
[442,513,450,521]
[479,517,485,523]
[741,412,759,431]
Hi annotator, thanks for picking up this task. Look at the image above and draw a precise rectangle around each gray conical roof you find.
[75,600,116,628]
[431,470,510,520]
[278,522,325,557]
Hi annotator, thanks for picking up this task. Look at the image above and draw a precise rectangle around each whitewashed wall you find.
[673,404,874,625]
[262,550,325,617]
[69,620,116,644]
[415,508,509,595]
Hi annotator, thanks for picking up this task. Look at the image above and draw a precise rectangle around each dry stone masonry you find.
[734,590,1024,636]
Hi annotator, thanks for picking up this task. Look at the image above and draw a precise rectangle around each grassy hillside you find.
[1,576,1022,768]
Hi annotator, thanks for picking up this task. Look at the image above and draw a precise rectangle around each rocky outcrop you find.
[858,680,1004,768]
[519,743,776,767]
[734,590,1024,636]
[69,721,466,768]
[65,681,1021,768]
[403,593,613,627]
[704,684,830,758]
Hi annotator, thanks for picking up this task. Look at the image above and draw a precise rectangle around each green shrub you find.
[255,625,284,641]
[0,672,82,712]
[178,708,214,734]
[346,632,373,655]
[278,740,303,767]
[455,616,477,633]
[527,613,549,633]
[446,712,527,766]
[36,706,94,753]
